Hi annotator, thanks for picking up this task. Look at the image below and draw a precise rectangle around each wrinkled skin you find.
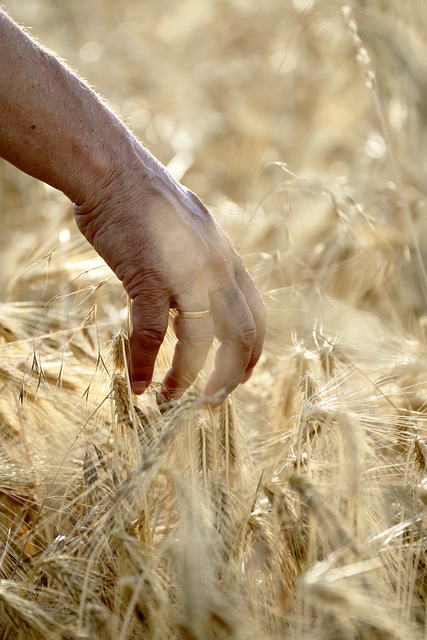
[75,148,266,400]
[0,9,266,402]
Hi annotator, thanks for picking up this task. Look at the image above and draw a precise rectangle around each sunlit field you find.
[2,1,427,638]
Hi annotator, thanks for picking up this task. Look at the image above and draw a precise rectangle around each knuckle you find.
[181,326,213,349]
[185,189,213,219]
[190,333,214,349]
[134,327,165,351]
[235,319,257,349]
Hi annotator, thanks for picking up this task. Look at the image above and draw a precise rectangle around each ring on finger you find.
[174,309,211,319]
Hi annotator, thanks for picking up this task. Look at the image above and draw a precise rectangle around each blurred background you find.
[0,1,371,279]
[2,0,427,333]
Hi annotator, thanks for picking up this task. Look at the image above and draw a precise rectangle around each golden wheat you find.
[1,0,427,638]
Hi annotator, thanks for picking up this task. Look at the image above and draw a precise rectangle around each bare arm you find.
[0,10,266,401]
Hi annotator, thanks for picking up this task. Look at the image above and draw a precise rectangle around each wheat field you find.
[1,1,427,638]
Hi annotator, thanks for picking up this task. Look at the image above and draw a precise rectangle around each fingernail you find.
[241,369,253,384]
[206,387,228,408]
[131,381,149,395]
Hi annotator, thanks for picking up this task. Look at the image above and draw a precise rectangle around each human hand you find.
[74,146,266,403]
[0,9,265,402]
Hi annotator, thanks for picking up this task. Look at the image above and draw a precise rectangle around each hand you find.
[0,9,265,400]
[74,145,266,402]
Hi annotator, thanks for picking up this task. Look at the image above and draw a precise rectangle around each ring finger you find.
[161,292,214,399]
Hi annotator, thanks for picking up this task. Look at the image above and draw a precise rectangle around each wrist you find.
[65,115,138,207]
[74,129,181,228]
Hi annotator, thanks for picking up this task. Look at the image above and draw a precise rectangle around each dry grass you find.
[1,0,427,637]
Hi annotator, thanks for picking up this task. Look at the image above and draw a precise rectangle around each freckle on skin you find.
[30,124,36,130]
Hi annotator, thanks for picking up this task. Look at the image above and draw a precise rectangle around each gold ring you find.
[175,309,211,319]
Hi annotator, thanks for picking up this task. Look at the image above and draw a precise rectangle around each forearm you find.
[0,11,266,401]
[0,10,140,206]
